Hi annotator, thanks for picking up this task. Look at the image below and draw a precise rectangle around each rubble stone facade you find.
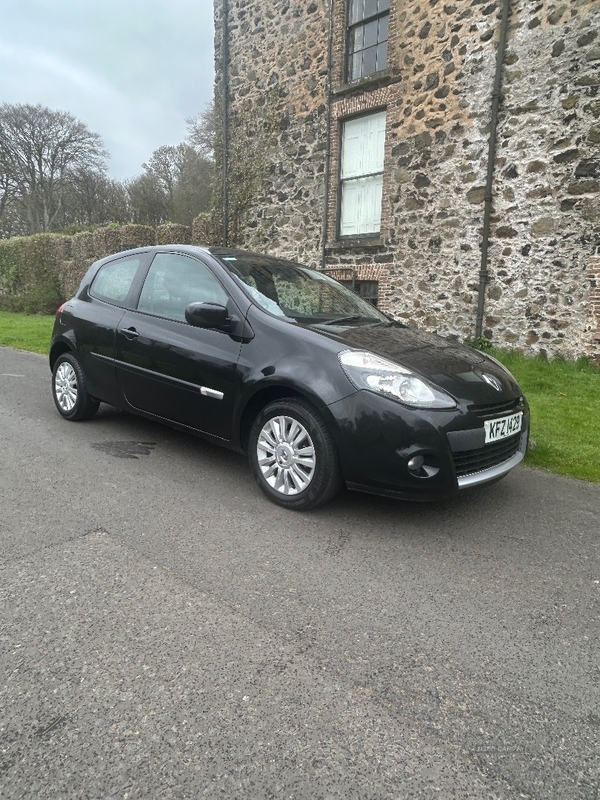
[215,0,600,358]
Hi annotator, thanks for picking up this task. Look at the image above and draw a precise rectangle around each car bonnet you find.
[308,322,521,403]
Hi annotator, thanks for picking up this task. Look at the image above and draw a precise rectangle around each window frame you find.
[337,109,387,240]
[346,0,390,83]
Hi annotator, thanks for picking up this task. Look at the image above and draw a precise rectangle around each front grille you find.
[453,434,521,477]
[468,397,522,419]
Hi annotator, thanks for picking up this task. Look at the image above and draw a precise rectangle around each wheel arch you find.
[49,340,74,371]
[238,385,337,453]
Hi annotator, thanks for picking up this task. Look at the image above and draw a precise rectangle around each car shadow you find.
[91,402,534,542]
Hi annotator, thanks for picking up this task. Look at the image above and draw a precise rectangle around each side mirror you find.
[185,302,233,331]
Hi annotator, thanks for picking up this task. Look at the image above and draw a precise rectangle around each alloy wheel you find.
[54,361,78,412]
[256,415,316,495]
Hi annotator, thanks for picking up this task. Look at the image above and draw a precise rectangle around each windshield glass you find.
[216,253,389,325]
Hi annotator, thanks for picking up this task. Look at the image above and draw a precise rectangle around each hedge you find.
[0,234,69,313]
[0,216,220,314]
[156,223,191,245]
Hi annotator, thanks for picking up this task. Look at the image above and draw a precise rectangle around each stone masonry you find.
[215,0,600,358]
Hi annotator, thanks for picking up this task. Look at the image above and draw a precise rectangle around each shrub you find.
[118,224,156,250]
[0,276,63,314]
[156,222,192,245]
[464,335,494,353]
[93,226,121,258]
[0,234,68,309]
[192,212,221,245]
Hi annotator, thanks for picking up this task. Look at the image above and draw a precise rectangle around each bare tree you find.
[142,142,214,225]
[186,102,217,160]
[0,200,29,239]
[59,168,129,228]
[126,172,169,227]
[0,138,19,225]
[0,103,107,234]
[143,144,187,205]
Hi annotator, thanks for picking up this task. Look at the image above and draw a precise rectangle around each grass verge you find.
[489,348,599,484]
[0,310,55,355]
[0,312,598,483]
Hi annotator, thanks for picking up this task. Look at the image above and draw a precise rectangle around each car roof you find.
[106,244,285,261]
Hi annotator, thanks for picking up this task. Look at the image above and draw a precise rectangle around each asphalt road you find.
[1,346,599,799]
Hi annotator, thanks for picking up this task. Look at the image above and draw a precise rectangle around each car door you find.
[114,251,243,440]
[74,252,149,406]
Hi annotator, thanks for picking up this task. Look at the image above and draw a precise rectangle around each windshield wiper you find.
[321,315,364,326]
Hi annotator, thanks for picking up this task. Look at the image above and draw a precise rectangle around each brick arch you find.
[325,263,392,313]
[587,255,600,351]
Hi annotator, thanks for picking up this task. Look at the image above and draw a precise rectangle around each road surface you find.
[1,347,598,798]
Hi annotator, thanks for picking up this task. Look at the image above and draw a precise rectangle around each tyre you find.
[249,398,342,510]
[52,352,99,421]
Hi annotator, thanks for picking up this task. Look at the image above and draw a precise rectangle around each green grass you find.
[0,310,55,355]
[0,311,598,483]
[489,348,600,483]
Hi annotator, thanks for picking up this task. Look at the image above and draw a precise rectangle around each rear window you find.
[90,256,141,305]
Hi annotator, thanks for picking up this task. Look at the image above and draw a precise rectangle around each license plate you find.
[484,412,523,444]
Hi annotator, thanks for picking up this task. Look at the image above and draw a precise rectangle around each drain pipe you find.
[320,0,335,269]
[475,0,512,340]
[221,0,229,247]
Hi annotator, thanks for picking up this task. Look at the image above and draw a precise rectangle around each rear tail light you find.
[56,302,67,316]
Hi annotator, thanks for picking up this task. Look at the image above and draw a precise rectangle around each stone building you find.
[214,0,600,358]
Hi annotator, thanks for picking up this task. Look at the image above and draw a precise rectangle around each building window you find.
[339,110,386,237]
[347,0,389,82]
[340,279,379,307]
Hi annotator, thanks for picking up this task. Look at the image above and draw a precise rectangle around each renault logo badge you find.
[482,373,502,391]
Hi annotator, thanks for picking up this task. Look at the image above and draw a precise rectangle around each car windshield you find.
[216,253,389,325]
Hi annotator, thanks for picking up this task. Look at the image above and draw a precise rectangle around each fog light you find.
[407,455,425,472]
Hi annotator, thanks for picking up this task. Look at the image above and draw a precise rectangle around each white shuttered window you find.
[339,111,386,237]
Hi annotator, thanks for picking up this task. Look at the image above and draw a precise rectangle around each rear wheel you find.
[249,398,342,510]
[52,353,99,421]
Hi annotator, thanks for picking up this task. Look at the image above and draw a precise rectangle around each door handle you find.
[119,326,139,340]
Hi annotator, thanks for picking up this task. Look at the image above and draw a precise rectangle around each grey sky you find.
[0,0,215,179]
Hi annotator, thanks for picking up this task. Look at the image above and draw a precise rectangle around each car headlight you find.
[339,350,456,409]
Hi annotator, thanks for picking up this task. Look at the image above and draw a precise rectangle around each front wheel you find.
[248,398,342,510]
[52,353,99,421]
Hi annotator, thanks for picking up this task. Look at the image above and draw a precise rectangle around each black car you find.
[50,245,529,510]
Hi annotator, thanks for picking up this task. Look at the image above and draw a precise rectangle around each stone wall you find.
[217,0,600,358]
[215,0,330,259]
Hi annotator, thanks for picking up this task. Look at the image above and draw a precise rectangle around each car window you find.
[137,253,229,322]
[90,256,141,305]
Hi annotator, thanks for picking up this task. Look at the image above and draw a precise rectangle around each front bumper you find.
[454,430,528,489]
[325,390,529,501]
